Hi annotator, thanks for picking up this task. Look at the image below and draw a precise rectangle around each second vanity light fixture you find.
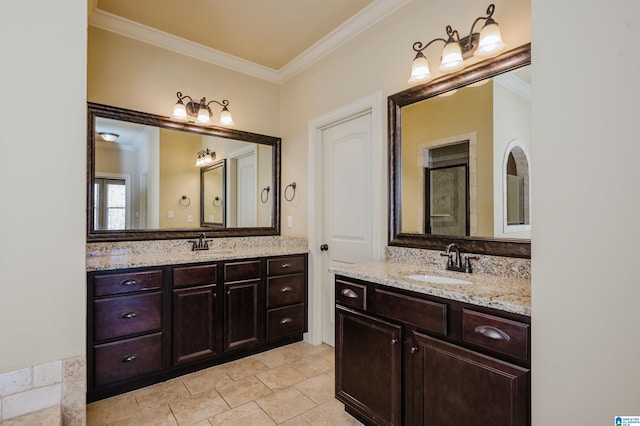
[195,148,216,167]
[172,92,234,126]
[408,3,505,85]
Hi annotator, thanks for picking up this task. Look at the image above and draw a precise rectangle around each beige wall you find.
[0,0,86,371]
[87,27,281,137]
[158,129,202,227]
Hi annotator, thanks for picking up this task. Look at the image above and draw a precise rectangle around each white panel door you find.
[236,152,257,227]
[321,112,374,345]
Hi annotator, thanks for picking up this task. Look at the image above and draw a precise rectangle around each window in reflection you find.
[94,178,127,230]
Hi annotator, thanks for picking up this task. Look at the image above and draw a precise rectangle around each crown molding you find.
[88,0,410,84]
[495,72,531,101]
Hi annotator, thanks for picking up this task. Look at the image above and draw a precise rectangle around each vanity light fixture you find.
[408,3,505,84]
[195,148,216,167]
[98,132,119,142]
[172,92,234,126]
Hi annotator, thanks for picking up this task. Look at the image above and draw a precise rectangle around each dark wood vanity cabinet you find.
[87,253,308,402]
[223,260,262,352]
[335,275,531,426]
[172,264,219,365]
[88,268,165,400]
[336,305,402,426]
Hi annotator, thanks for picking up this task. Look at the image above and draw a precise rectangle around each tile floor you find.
[86,342,363,426]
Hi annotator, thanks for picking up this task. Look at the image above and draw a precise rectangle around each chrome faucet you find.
[191,233,209,251]
[440,243,478,273]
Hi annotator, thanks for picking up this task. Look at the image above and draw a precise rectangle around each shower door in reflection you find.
[425,164,469,236]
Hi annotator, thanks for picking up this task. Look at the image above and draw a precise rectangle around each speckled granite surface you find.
[385,246,531,279]
[87,236,309,271]
[331,260,531,316]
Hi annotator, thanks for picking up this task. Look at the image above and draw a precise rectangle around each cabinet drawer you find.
[93,270,162,297]
[462,309,530,362]
[267,304,305,340]
[94,333,162,386]
[375,289,447,336]
[94,292,162,341]
[173,264,217,288]
[267,275,304,307]
[336,279,367,311]
[267,256,305,276]
[224,260,260,281]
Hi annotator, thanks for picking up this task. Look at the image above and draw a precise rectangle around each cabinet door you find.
[413,331,530,426]
[172,285,217,365]
[336,305,402,426]
[224,280,262,352]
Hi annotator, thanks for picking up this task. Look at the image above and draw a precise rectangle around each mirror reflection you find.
[88,103,281,241]
[201,160,226,227]
[400,65,531,240]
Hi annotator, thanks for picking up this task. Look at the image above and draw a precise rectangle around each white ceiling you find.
[89,0,410,83]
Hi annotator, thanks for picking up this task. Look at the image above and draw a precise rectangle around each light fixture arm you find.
[176,91,193,104]
[412,37,447,55]
[203,98,230,109]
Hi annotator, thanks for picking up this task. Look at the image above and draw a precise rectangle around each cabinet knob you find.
[391,339,399,345]
[120,311,139,319]
[120,279,139,286]
[410,346,418,354]
[121,354,138,363]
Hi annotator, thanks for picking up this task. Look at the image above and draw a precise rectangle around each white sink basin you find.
[404,274,473,285]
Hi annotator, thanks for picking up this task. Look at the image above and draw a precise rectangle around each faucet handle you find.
[463,255,479,273]
[440,251,454,268]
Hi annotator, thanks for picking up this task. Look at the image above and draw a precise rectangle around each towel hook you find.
[284,182,297,202]
[178,195,191,207]
[213,196,223,207]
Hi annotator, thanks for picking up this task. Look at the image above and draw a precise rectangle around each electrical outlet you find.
[287,216,293,228]
[168,210,174,218]
[187,215,193,223]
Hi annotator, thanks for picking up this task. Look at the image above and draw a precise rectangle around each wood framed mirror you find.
[388,43,531,258]
[87,102,281,241]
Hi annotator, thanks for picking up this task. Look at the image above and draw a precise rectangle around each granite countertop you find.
[86,242,309,272]
[330,261,531,316]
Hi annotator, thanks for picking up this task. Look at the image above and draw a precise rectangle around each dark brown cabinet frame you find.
[335,275,531,426]
[87,254,307,402]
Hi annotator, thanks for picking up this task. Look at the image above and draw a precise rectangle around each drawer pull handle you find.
[280,286,293,292]
[121,311,139,319]
[280,317,292,324]
[474,325,511,341]
[121,354,138,363]
[281,263,290,268]
[341,289,358,299]
[120,279,139,286]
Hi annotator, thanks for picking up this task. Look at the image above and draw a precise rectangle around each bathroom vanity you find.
[86,246,308,402]
[332,262,530,426]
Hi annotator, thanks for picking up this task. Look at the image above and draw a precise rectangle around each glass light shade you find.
[196,107,211,125]
[408,53,432,84]
[440,41,464,72]
[172,102,187,120]
[99,132,119,142]
[219,108,234,126]
[476,21,505,57]
[195,157,203,167]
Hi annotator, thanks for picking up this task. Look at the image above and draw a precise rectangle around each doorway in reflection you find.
[424,142,470,236]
